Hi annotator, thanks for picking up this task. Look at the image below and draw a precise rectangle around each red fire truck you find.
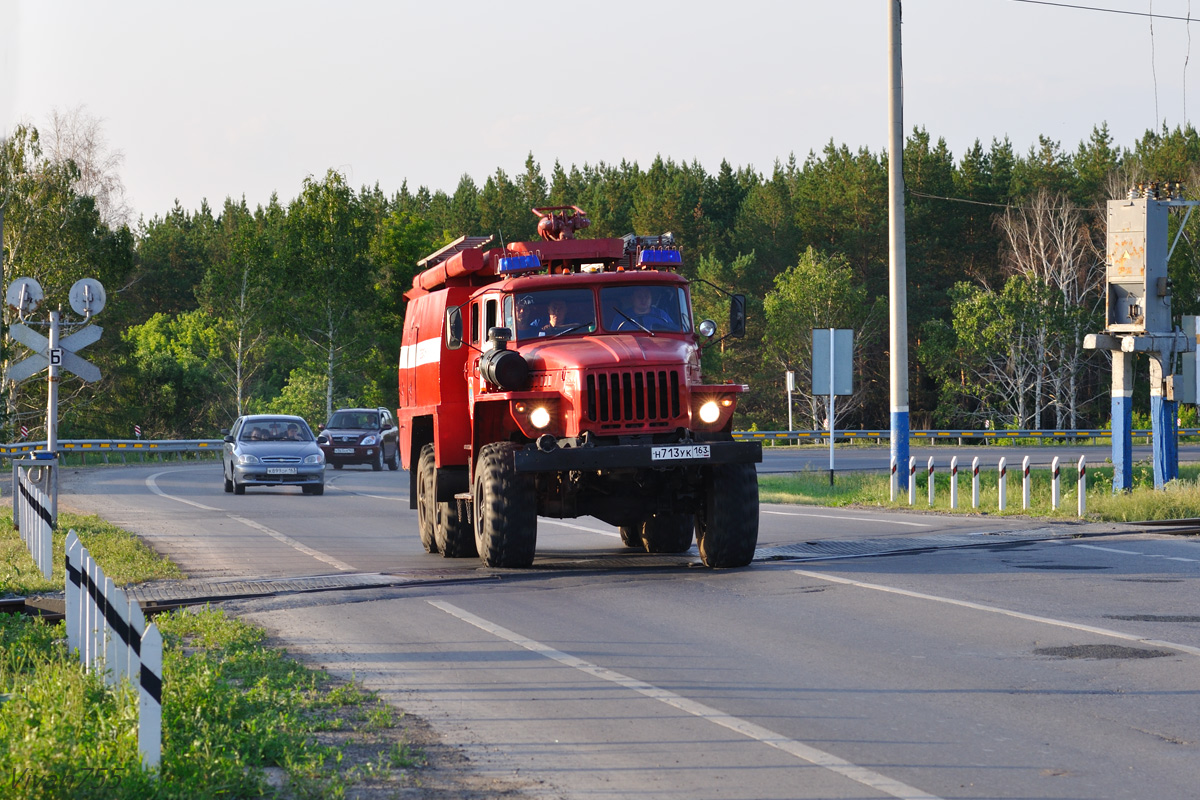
[398,206,761,568]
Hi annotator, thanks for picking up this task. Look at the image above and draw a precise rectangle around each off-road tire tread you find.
[641,513,694,553]
[474,442,537,568]
[436,497,477,558]
[417,444,438,553]
[696,462,758,568]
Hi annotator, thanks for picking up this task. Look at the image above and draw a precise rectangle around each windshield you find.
[600,285,690,333]
[329,411,378,429]
[240,420,313,442]
[511,289,598,340]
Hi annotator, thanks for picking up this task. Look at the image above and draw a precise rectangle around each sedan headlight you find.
[304,453,325,465]
[360,434,380,446]
[238,454,261,465]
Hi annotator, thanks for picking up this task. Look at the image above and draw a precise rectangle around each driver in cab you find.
[619,286,674,331]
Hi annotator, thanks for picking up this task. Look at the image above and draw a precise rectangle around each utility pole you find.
[887,0,910,490]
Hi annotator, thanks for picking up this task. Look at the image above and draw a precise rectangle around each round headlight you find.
[529,407,552,429]
[698,319,717,338]
[698,401,721,424]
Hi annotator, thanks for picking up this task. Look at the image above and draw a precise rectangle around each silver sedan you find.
[222,415,326,495]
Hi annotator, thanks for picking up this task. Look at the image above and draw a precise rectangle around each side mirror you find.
[729,295,746,339]
[223,434,235,443]
[446,307,464,350]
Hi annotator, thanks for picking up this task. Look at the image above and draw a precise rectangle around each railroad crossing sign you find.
[7,322,103,383]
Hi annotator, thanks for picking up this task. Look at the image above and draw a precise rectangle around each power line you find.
[1010,0,1198,21]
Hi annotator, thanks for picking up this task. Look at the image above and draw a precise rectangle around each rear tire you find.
[619,525,644,549]
[695,463,758,568]
[436,496,477,558]
[417,444,438,554]
[641,513,694,553]
[473,442,537,568]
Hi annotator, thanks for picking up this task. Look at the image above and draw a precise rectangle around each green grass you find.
[1,509,183,598]
[760,462,1200,521]
[0,607,425,799]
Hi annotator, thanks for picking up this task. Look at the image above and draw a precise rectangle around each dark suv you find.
[317,407,400,471]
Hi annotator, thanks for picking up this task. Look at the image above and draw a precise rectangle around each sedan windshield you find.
[240,420,313,442]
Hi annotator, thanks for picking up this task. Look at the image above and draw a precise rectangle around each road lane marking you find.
[539,519,620,537]
[1073,544,1199,563]
[763,510,933,527]
[430,600,943,800]
[147,471,354,572]
[793,570,1200,657]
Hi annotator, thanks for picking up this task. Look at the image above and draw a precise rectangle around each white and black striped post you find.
[927,457,935,507]
[950,456,958,509]
[998,457,1007,511]
[1078,456,1087,517]
[908,457,916,505]
[139,624,162,770]
[1021,456,1031,510]
[1051,456,1061,510]
[971,456,980,508]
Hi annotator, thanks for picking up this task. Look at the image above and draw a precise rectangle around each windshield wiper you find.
[611,307,654,336]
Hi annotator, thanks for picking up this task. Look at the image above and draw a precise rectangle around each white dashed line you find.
[430,600,944,800]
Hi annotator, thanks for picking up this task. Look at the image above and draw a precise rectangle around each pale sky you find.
[3,1,1197,225]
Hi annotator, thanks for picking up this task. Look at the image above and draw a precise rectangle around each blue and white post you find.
[1111,350,1134,492]
[887,0,910,481]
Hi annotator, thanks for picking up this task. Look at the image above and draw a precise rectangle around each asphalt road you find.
[57,462,1200,799]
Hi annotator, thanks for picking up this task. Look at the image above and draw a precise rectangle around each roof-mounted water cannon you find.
[533,206,590,241]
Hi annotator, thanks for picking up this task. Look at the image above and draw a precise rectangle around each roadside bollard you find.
[998,457,1007,511]
[908,457,916,506]
[927,457,935,507]
[971,456,980,508]
[1022,456,1031,510]
[1078,455,1086,517]
[950,456,958,509]
[890,456,897,502]
[1051,456,1060,510]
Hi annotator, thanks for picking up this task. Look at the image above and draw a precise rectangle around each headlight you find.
[698,401,721,424]
[238,454,260,464]
[529,407,552,429]
[304,453,325,465]
[360,434,380,446]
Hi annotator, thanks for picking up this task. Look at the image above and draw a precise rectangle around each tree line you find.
[2,117,1199,441]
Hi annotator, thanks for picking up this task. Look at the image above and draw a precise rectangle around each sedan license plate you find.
[651,445,710,461]
[333,448,355,454]
[266,467,297,475]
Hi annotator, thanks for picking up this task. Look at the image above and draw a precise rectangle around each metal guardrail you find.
[0,439,222,460]
[731,429,1200,441]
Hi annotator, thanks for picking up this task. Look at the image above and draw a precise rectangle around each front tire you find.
[473,442,537,568]
[223,467,233,493]
[641,513,694,553]
[372,447,384,472]
[695,463,758,568]
[416,444,438,554]
[387,445,400,471]
[233,479,245,496]
[436,497,477,558]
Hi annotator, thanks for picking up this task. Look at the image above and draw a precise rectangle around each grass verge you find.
[1,509,183,598]
[0,606,425,799]
[760,462,1200,521]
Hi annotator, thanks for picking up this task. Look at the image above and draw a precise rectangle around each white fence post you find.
[971,456,980,508]
[908,457,916,505]
[139,623,163,770]
[63,530,161,772]
[998,457,1007,511]
[950,456,958,509]
[1051,456,1061,510]
[1078,456,1087,517]
[1022,456,1031,510]
[927,457,935,507]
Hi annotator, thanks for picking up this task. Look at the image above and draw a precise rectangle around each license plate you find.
[651,445,711,461]
[333,448,355,454]
[266,467,297,475]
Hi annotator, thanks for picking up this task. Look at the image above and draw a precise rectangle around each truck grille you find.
[586,369,682,427]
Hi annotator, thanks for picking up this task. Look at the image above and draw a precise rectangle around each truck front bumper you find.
[512,439,762,473]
